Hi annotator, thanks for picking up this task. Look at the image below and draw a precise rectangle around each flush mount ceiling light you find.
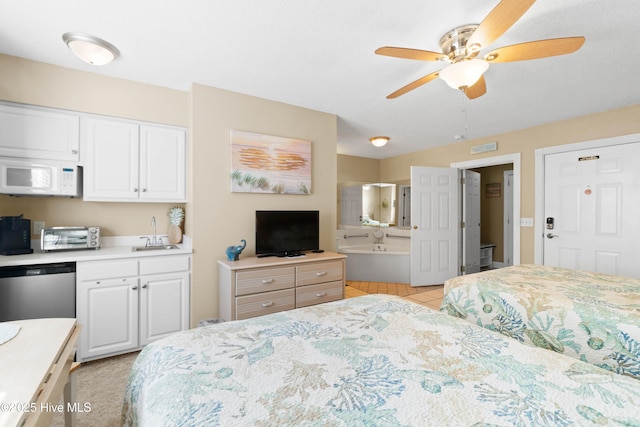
[369,136,390,147]
[438,59,490,90]
[62,32,120,66]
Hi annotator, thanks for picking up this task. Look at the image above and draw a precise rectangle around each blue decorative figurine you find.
[226,239,246,261]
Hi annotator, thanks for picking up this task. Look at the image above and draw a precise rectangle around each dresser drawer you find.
[236,289,295,320]
[296,281,343,308]
[236,266,295,296]
[296,261,343,287]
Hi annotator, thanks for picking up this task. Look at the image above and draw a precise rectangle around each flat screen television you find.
[256,210,319,257]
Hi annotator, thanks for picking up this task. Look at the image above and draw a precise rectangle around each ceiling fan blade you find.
[484,37,585,62]
[375,46,444,61]
[465,76,487,99]
[467,0,535,51]
[387,71,440,99]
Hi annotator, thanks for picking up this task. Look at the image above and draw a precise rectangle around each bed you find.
[122,294,640,426]
[442,264,640,379]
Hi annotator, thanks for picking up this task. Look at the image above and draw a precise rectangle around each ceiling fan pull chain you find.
[464,95,469,135]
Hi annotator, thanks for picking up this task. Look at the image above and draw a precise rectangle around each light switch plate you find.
[520,218,534,227]
[33,221,45,235]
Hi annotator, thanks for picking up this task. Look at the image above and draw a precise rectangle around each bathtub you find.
[338,243,410,283]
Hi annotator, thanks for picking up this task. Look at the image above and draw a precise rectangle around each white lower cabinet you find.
[77,255,190,361]
[139,270,190,346]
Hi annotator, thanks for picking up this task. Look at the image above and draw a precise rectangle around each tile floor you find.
[345,281,444,311]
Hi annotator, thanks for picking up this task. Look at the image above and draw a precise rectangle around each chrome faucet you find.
[140,216,163,247]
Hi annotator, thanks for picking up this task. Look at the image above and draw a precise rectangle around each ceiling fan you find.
[375,0,585,99]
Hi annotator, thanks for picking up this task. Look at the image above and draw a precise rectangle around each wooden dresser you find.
[218,252,346,321]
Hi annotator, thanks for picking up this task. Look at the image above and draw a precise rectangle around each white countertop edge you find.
[0,235,193,267]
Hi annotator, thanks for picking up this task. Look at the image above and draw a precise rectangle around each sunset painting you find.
[230,130,311,194]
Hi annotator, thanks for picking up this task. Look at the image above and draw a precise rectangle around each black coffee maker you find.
[0,215,33,255]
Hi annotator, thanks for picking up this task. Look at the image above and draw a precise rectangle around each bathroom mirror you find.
[339,182,404,228]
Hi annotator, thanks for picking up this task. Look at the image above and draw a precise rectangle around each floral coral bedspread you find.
[122,294,640,426]
[442,264,640,379]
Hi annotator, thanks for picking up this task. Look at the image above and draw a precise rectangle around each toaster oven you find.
[41,226,100,252]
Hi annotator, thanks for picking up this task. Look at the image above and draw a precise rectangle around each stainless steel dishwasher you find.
[0,262,76,322]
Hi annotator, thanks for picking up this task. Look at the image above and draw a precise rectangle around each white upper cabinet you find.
[83,117,139,200]
[82,116,186,202]
[0,102,80,161]
[139,125,186,201]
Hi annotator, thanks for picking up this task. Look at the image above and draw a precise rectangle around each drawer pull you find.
[262,301,274,308]
[315,292,327,297]
[316,271,327,276]
[262,279,274,284]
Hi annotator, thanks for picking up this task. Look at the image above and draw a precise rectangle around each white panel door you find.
[398,185,411,228]
[544,142,640,277]
[340,185,363,226]
[463,170,481,274]
[503,171,514,266]
[410,166,459,286]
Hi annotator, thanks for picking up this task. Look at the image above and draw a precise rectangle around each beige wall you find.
[0,54,338,326]
[188,84,337,325]
[378,104,640,263]
[0,55,187,125]
[337,154,380,184]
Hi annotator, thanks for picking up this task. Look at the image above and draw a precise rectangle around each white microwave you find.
[0,158,82,197]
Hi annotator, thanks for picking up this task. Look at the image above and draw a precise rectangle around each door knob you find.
[413,225,417,229]
[546,233,559,239]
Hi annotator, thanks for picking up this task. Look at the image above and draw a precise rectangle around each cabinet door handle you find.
[142,188,147,192]
[261,301,274,308]
[262,279,274,284]
[133,188,138,192]
[132,285,138,290]
[316,271,327,276]
[142,284,148,289]
[315,292,327,297]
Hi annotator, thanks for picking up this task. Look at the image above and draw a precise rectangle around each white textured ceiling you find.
[1,0,639,159]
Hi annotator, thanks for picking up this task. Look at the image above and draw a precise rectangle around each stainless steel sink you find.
[132,245,180,252]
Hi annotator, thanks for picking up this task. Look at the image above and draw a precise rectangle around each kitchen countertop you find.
[0,235,193,267]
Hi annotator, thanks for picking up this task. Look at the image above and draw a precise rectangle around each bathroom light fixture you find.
[370,136,390,148]
[438,59,489,90]
[62,32,120,66]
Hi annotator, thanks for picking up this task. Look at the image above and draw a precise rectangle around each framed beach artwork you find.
[230,130,311,194]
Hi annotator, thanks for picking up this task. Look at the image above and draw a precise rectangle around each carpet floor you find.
[51,351,138,427]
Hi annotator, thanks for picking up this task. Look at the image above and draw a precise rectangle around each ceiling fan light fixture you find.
[370,136,390,147]
[62,32,120,66]
[439,59,489,90]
